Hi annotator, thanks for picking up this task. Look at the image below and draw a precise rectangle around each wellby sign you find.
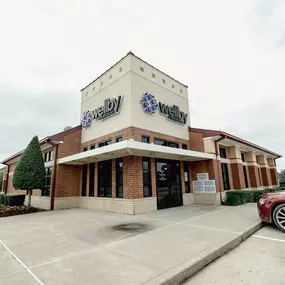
[82,95,123,129]
[141,92,187,124]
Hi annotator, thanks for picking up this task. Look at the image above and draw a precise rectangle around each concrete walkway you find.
[0,204,261,285]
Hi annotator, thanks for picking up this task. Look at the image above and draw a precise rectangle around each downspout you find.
[45,140,59,211]
[214,135,226,204]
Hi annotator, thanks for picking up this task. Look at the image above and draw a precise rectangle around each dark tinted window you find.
[42,167,52,196]
[241,153,245,162]
[98,160,112,197]
[182,144,187,150]
[82,165,87,196]
[221,163,230,190]
[89,163,95,197]
[154,139,179,148]
[243,165,248,188]
[116,137,123,143]
[219,148,227,159]
[44,150,53,162]
[83,147,88,152]
[98,140,112,147]
[90,144,95,150]
[142,157,152,197]
[116,158,123,198]
[142,136,150,143]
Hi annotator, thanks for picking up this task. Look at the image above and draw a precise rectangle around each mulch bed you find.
[0,205,45,218]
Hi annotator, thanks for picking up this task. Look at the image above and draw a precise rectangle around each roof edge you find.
[80,51,188,92]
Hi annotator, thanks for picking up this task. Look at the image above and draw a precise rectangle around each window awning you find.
[58,139,215,165]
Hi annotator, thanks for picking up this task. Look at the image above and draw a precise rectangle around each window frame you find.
[221,163,230,190]
[219,147,227,159]
[142,157,152,197]
[97,160,112,198]
[184,162,190,193]
[141,135,150,143]
[42,167,52,196]
[98,140,112,148]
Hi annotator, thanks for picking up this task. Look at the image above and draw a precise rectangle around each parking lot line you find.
[0,240,44,285]
[252,235,285,243]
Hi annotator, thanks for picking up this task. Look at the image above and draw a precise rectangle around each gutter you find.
[214,135,226,204]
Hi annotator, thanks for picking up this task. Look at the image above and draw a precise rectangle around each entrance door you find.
[156,159,182,210]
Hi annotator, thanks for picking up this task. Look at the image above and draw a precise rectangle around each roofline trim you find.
[80,51,188,92]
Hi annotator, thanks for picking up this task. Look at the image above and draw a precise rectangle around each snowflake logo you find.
[141,92,158,114]
[82,110,92,129]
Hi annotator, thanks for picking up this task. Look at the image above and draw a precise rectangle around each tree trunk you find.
[27,190,32,207]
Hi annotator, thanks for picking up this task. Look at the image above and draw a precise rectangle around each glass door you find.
[156,159,182,210]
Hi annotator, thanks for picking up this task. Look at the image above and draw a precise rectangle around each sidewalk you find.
[0,204,261,285]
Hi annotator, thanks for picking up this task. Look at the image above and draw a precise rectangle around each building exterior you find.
[1,52,281,214]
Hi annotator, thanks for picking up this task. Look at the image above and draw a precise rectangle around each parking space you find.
[0,204,260,285]
[184,225,285,285]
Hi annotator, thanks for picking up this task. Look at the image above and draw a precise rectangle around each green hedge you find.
[225,188,283,206]
[0,194,26,206]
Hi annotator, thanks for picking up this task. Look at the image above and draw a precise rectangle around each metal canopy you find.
[58,139,215,165]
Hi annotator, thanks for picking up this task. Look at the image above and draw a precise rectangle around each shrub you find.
[0,194,4,205]
[225,188,285,206]
[5,195,26,206]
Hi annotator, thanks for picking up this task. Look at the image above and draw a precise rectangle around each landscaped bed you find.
[0,194,45,218]
[0,205,44,218]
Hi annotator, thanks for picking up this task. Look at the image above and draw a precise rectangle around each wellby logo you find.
[141,92,187,125]
[82,95,123,129]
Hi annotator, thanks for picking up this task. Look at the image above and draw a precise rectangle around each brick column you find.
[268,158,278,186]
[229,146,245,189]
[112,159,116,198]
[259,155,272,187]
[246,151,260,188]
[123,156,143,199]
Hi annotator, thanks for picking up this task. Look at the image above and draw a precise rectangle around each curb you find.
[144,221,263,285]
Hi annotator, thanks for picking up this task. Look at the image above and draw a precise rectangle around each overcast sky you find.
[0,0,284,170]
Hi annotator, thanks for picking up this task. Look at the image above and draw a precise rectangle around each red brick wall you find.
[260,167,272,187]
[82,126,190,150]
[270,168,278,185]
[58,129,82,158]
[248,165,260,188]
[231,163,246,189]
[55,164,81,197]
[189,132,204,152]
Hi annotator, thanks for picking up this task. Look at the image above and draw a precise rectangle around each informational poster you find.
[197,173,209,181]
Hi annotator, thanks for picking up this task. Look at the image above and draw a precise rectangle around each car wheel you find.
[273,204,285,233]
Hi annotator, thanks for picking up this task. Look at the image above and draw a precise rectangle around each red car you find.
[257,191,285,232]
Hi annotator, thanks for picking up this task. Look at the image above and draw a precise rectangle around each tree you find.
[0,172,3,192]
[13,136,45,207]
[279,169,285,182]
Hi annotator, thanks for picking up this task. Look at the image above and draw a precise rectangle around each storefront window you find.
[82,165,87,196]
[219,147,227,159]
[89,163,95,197]
[184,162,190,193]
[221,163,230,190]
[154,139,178,148]
[116,158,123,198]
[243,165,249,188]
[142,136,150,143]
[142,157,152,197]
[98,160,112,197]
[98,140,112,147]
[42,167,52,196]
[44,150,53,162]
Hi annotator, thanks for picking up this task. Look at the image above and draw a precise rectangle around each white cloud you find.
[0,0,284,169]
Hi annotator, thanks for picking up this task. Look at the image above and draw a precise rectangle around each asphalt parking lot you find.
[184,225,285,285]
